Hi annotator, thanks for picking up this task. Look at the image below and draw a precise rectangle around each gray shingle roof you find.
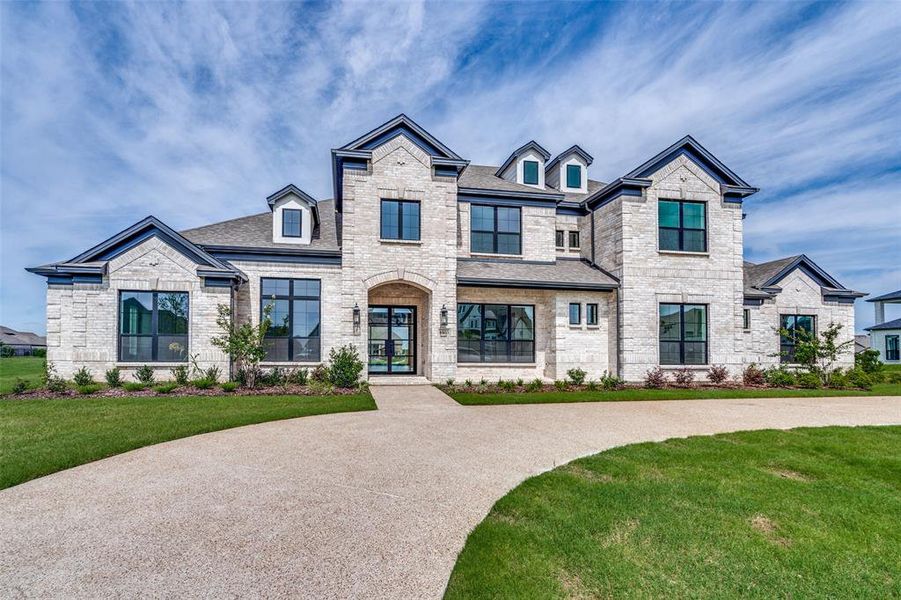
[457,257,618,290]
[865,317,901,331]
[1,326,46,347]
[866,289,901,303]
[458,164,604,202]
[743,256,801,291]
[181,199,340,251]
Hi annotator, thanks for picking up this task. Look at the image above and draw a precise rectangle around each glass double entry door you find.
[368,306,416,374]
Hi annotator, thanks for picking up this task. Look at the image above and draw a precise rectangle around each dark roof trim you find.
[556,202,589,216]
[583,177,652,210]
[457,278,617,292]
[760,254,843,289]
[336,113,464,160]
[204,244,342,266]
[866,289,901,303]
[265,184,320,225]
[495,140,551,177]
[457,187,563,206]
[865,317,901,331]
[546,144,594,172]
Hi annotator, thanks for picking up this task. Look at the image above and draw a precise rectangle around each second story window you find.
[566,164,581,188]
[555,230,565,248]
[568,231,580,249]
[569,303,581,325]
[659,200,706,253]
[586,303,598,326]
[380,200,420,241]
[282,209,302,238]
[523,160,539,185]
[471,205,521,255]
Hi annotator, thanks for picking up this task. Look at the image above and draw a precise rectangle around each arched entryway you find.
[366,280,432,378]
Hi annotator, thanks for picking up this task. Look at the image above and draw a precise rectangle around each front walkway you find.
[1,388,898,598]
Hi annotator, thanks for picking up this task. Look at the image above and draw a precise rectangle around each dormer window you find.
[523,160,539,185]
[282,209,302,238]
[566,164,581,189]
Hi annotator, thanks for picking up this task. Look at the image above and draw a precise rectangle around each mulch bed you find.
[3,384,363,400]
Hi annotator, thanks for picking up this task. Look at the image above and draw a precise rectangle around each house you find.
[864,289,901,364]
[855,334,871,354]
[26,114,865,382]
[0,326,46,356]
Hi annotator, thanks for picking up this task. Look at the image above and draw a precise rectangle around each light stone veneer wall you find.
[554,214,583,258]
[45,237,230,381]
[743,269,856,369]
[457,202,556,262]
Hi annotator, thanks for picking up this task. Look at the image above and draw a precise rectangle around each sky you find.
[1,0,900,335]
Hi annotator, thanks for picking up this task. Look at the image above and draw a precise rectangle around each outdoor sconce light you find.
[439,304,449,336]
[352,302,361,334]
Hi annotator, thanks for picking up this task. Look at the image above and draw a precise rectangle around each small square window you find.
[555,230,564,248]
[566,164,581,188]
[586,303,598,326]
[523,160,539,185]
[569,303,581,325]
[282,209,302,238]
[568,231,580,249]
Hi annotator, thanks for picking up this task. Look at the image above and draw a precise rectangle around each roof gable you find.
[495,140,551,177]
[546,144,594,172]
[266,184,320,226]
[336,113,465,161]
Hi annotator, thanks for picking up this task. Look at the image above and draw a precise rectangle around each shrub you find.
[854,348,883,375]
[778,322,854,386]
[77,384,103,395]
[311,364,329,383]
[742,363,766,386]
[135,365,155,385]
[796,371,822,389]
[327,345,364,388]
[566,368,587,386]
[828,369,849,389]
[123,382,146,392]
[499,379,516,391]
[845,367,873,390]
[44,362,68,393]
[445,378,455,387]
[479,378,488,387]
[154,383,178,394]
[886,372,901,384]
[707,365,729,385]
[73,367,94,387]
[191,378,215,390]
[464,379,473,388]
[0,343,14,357]
[105,368,123,388]
[765,367,796,388]
[308,380,334,395]
[31,348,47,358]
[204,366,222,383]
[170,365,190,386]
[210,303,271,388]
[287,368,309,386]
[672,368,695,386]
[12,378,28,394]
[526,378,543,392]
[644,367,667,389]
[261,366,286,387]
[554,380,569,391]
[221,381,238,392]
[601,371,624,390]
[516,378,524,387]
[235,366,262,388]
[586,380,598,391]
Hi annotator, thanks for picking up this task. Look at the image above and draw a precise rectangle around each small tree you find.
[780,322,854,386]
[210,303,271,388]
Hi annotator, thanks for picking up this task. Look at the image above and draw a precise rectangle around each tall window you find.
[659,303,708,365]
[380,199,420,241]
[282,208,302,238]
[457,303,535,363]
[523,160,539,185]
[779,314,815,363]
[568,231,580,249]
[471,205,521,255]
[555,230,565,248]
[569,303,581,325]
[261,278,321,362]
[586,303,599,326]
[886,335,900,361]
[119,291,188,362]
[658,200,707,252]
[743,308,751,330]
[566,164,581,188]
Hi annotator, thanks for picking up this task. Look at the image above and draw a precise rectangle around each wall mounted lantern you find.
[439,303,449,336]
[353,302,361,334]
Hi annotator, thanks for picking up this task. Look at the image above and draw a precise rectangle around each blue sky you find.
[1,0,899,335]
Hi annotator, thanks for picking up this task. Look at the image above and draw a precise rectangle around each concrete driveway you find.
[1,388,899,599]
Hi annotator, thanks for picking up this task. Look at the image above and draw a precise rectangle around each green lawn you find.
[445,426,901,599]
[0,356,45,394]
[449,382,901,405]
[0,392,375,489]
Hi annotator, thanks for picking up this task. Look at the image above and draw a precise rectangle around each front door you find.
[368,306,416,374]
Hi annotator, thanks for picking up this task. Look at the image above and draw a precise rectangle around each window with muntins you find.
[471,205,521,255]
[566,164,581,188]
[457,303,535,363]
[282,208,302,238]
[887,335,900,361]
[568,231,580,249]
[556,230,565,248]
[523,160,539,185]
[569,303,581,325]
[659,303,708,365]
[261,278,321,362]
[119,291,189,362]
[779,314,815,363]
[586,303,598,326]
[658,200,707,252]
[380,199,420,241]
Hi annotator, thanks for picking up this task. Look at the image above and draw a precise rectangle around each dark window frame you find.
[522,160,539,185]
[457,303,535,363]
[555,229,565,248]
[586,303,599,326]
[117,290,190,363]
[568,231,580,249]
[470,204,522,255]
[886,335,900,361]
[380,199,421,241]
[282,208,302,238]
[658,199,707,252]
[659,303,708,365]
[260,277,322,362]
[569,303,581,325]
[779,313,816,364]
[743,308,751,330]
[566,164,581,188]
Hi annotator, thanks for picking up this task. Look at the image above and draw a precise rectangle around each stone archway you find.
[366,278,433,379]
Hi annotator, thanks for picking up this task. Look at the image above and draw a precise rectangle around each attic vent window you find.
[523,160,539,185]
[282,209,302,238]
[566,164,582,188]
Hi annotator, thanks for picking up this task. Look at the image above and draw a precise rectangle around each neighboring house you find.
[27,114,865,382]
[855,334,871,354]
[0,326,46,356]
[864,289,901,364]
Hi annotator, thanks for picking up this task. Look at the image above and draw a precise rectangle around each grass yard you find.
[0,356,45,394]
[449,382,901,405]
[0,392,376,489]
[445,426,901,599]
